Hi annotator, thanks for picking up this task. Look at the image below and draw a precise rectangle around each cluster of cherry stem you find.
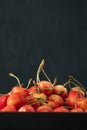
[9,59,87,97]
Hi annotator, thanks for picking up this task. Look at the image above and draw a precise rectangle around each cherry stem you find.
[74,90,83,109]
[33,80,40,93]
[9,73,21,87]
[74,91,79,108]
[42,69,52,84]
[69,76,85,89]
[63,79,75,88]
[63,79,80,91]
[53,77,57,86]
[63,80,71,87]
[63,76,84,89]
[36,59,45,83]
[33,80,38,86]
[28,98,46,106]
[36,59,53,86]
[70,81,79,87]
[26,78,32,88]
[68,75,87,96]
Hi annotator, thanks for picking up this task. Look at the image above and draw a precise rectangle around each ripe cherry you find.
[53,106,69,112]
[18,105,35,112]
[48,94,64,107]
[36,105,53,112]
[0,94,9,110]
[54,85,68,99]
[9,73,29,98]
[1,105,17,112]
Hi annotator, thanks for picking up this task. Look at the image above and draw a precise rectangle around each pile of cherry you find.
[0,59,87,112]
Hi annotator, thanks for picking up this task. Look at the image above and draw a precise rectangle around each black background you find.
[0,0,87,93]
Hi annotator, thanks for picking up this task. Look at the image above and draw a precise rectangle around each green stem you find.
[26,78,32,88]
[42,69,52,84]
[69,81,79,87]
[73,78,85,89]
[74,91,79,108]
[36,59,45,83]
[52,77,57,86]
[33,80,40,93]
[9,73,21,87]
[68,75,87,96]
[63,80,70,87]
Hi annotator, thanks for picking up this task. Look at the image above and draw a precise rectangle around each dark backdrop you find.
[0,0,87,93]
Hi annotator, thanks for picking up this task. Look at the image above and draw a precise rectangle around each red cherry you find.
[66,90,84,107]
[76,97,87,111]
[28,86,37,95]
[36,105,53,112]
[70,108,83,112]
[18,105,35,112]
[11,86,29,98]
[1,105,17,112]
[37,81,53,95]
[48,94,64,107]
[0,94,9,110]
[7,93,26,110]
[53,106,69,112]
[54,85,68,99]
